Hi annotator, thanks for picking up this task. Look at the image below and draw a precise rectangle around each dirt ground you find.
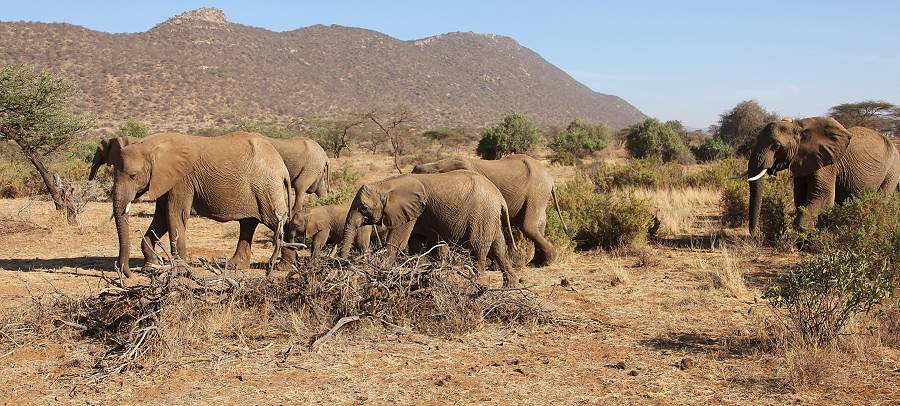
[0,153,898,405]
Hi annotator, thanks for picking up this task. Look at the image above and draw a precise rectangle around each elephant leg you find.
[355,226,373,253]
[382,222,415,267]
[310,230,328,258]
[488,237,518,289]
[165,193,192,262]
[141,198,168,266]
[228,218,258,270]
[795,172,835,232]
[522,203,556,267]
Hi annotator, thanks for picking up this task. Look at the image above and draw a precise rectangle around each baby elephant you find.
[340,170,519,288]
[291,203,378,258]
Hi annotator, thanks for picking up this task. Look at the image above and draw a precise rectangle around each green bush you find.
[548,119,609,165]
[117,119,150,138]
[588,158,685,192]
[720,181,749,228]
[764,249,893,346]
[555,173,655,249]
[682,158,745,189]
[759,174,795,247]
[691,136,734,162]
[476,112,541,160]
[310,167,360,206]
[624,118,693,163]
[813,192,900,282]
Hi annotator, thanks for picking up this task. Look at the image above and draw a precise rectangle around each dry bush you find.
[0,247,554,380]
[604,256,629,287]
[632,187,721,236]
[695,246,748,298]
[781,346,845,389]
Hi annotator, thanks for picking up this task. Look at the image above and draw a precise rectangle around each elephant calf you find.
[340,170,519,288]
[290,203,379,258]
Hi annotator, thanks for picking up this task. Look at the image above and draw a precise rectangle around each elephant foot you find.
[226,255,251,270]
[501,273,519,289]
[529,248,557,267]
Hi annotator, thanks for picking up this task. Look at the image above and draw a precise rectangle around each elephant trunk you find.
[340,211,363,258]
[112,186,134,277]
[747,152,773,237]
[88,162,102,181]
[748,177,764,236]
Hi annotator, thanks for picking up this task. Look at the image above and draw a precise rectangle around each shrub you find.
[476,112,541,160]
[548,119,609,165]
[624,118,692,163]
[764,249,893,346]
[813,192,900,282]
[588,158,684,192]
[310,167,360,206]
[759,174,794,247]
[691,136,734,162]
[682,158,745,189]
[117,119,149,138]
[720,181,749,228]
[716,100,779,155]
[555,173,655,249]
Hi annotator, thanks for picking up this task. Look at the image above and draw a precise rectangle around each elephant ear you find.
[146,138,199,200]
[790,117,853,177]
[383,177,427,228]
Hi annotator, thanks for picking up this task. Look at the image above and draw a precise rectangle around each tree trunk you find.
[24,150,76,224]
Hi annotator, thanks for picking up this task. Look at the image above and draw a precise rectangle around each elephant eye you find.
[129,172,137,180]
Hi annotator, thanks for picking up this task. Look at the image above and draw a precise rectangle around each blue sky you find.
[3,1,899,128]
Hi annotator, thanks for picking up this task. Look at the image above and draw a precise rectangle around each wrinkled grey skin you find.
[411,154,567,267]
[291,203,378,258]
[746,117,900,235]
[112,132,292,276]
[261,135,329,234]
[339,170,519,288]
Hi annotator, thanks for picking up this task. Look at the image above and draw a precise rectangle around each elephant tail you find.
[323,160,330,197]
[501,203,517,253]
[551,186,570,236]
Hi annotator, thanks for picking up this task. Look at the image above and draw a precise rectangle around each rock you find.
[628,370,639,376]
[560,278,570,288]
[678,357,693,370]
[614,361,626,370]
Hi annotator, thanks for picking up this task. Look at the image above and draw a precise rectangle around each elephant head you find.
[340,176,426,257]
[411,157,472,174]
[287,210,312,242]
[89,137,131,180]
[746,117,852,235]
[111,135,198,274]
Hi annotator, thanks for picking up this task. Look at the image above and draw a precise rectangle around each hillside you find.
[0,8,645,132]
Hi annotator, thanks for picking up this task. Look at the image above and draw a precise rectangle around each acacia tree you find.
[0,66,92,224]
[828,100,898,136]
[362,106,418,173]
[310,118,365,158]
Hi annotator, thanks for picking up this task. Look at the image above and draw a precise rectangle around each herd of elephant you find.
[90,131,569,288]
[90,116,900,288]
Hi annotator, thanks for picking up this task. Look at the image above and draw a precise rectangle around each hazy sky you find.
[3,1,899,128]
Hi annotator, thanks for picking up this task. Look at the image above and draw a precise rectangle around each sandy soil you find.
[0,153,897,405]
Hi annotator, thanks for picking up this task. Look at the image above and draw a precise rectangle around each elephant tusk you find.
[124,202,132,215]
[747,169,768,182]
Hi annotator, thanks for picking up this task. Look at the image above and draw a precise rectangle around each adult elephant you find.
[88,136,140,180]
[746,117,900,235]
[112,132,294,276]
[340,171,519,288]
[411,154,567,267]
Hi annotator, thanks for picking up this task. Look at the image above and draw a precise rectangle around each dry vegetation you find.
[0,149,898,404]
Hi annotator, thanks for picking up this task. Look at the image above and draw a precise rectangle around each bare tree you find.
[362,106,419,173]
[0,66,92,224]
[310,118,365,158]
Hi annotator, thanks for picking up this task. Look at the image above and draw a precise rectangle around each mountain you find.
[0,8,646,132]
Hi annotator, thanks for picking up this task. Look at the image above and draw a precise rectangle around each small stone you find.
[678,357,693,370]
[628,370,639,376]
[560,278,570,288]
[614,361,626,369]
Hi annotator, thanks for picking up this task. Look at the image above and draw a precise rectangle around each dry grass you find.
[694,245,749,298]
[603,256,629,287]
[631,187,721,236]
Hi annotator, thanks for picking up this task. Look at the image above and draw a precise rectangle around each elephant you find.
[291,203,379,258]
[746,116,900,235]
[339,170,520,288]
[111,132,294,276]
[88,136,140,180]
[411,154,567,266]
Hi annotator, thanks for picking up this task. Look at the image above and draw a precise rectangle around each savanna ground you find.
[0,151,898,405]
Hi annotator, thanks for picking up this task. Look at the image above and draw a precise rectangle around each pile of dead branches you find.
[0,245,555,379]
